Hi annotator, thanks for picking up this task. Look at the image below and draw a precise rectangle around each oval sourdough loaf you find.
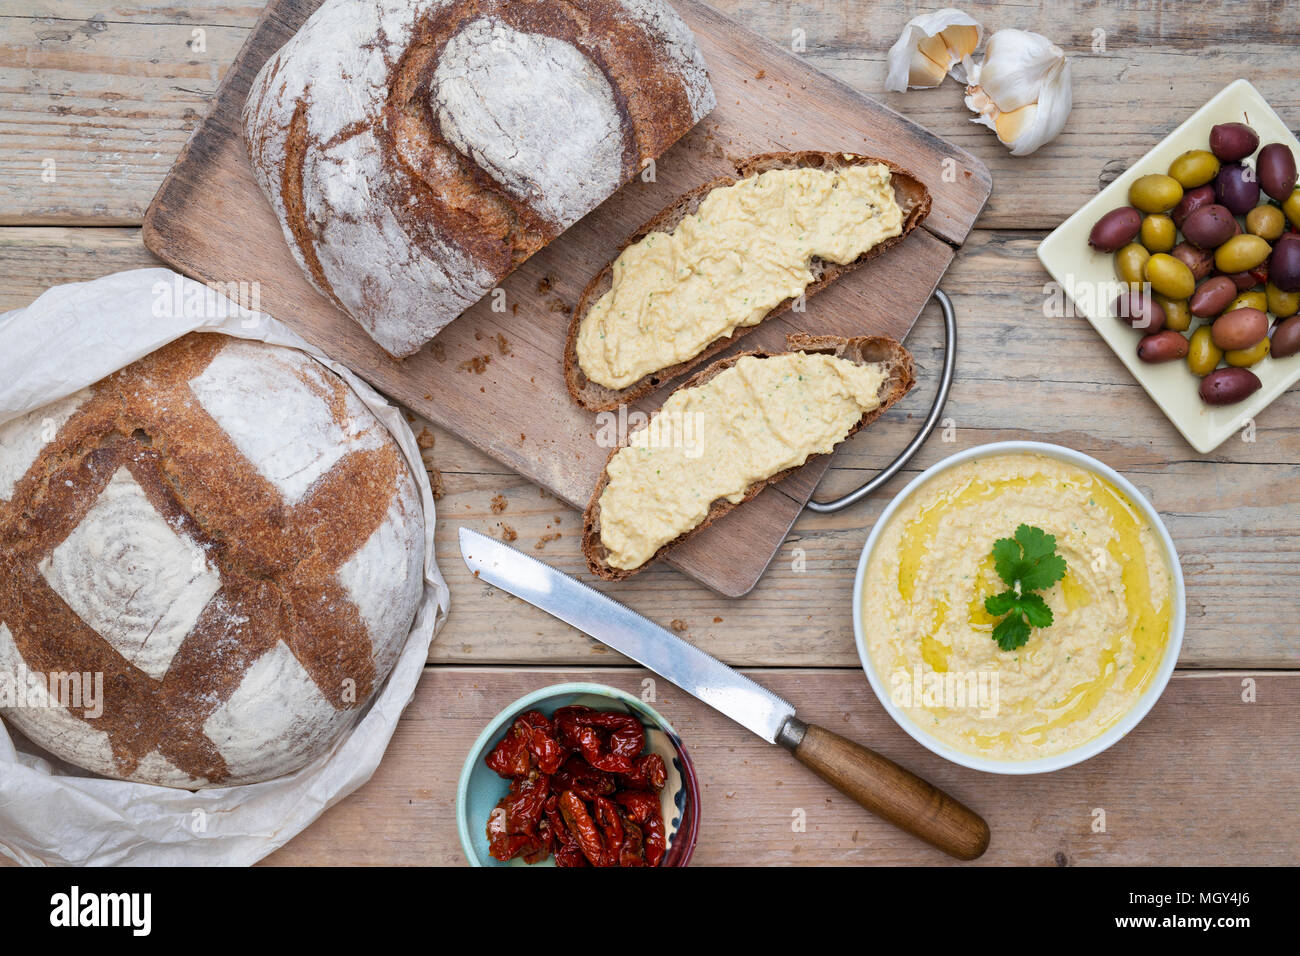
[242,0,716,358]
[0,334,425,788]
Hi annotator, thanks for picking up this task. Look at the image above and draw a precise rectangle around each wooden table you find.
[2,0,1297,865]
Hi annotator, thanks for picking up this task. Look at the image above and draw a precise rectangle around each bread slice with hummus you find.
[565,151,930,412]
[582,333,915,580]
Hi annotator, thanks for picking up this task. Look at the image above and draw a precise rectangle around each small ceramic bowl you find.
[852,441,1186,775]
[456,682,700,866]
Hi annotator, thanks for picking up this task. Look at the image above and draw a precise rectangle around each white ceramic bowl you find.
[1037,79,1300,453]
[852,441,1186,774]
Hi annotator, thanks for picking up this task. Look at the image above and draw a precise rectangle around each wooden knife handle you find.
[791,723,990,861]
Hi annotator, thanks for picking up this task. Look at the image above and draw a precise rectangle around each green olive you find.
[1225,337,1271,368]
[1229,290,1268,313]
[1187,326,1223,377]
[1144,253,1196,299]
[1129,174,1184,214]
[1154,294,1191,332]
[1246,204,1286,241]
[1140,214,1177,253]
[1284,189,1300,229]
[1168,149,1221,189]
[1267,281,1300,318]
[1115,242,1150,286]
[1215,234,1272,274]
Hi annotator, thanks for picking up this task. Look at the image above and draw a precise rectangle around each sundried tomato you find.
[485,707,669,867]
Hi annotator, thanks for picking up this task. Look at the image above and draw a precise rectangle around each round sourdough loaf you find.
[0,333,425,789]
[242,0,716,358]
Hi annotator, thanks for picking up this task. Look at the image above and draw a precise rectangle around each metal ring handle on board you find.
[804,288,956,514]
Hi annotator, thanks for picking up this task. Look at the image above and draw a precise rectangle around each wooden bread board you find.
[143,0,991,597]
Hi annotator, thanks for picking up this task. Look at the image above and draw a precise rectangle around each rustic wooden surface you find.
[140,0,987,597]
[1,0,1298,866]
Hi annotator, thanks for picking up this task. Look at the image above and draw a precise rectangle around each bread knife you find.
[458,527,990,861]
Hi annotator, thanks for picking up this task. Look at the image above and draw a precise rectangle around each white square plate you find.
[1037,79,1300,453]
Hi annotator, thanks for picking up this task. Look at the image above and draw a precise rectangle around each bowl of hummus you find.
[853,442,1185,774]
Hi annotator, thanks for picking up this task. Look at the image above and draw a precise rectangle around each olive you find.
[1182,204,1238,249]
[1136,330,1189,363]
[1215,234,1272,274]
[1170,242,1214,280]
[1140,214,1176,253]
[1228,290,1267,313]
[1144,253,1196,299]
[1268,234,1300,292]
[1113,288,1166,333]
[1089,206,1143,252]
[1154,294,1192,332]
[1215,163,1261,215]
[1172,184,1217,231]
[1129,174,1184,214]
[1246,204,1286,241]
[1209,122,1259,163]
[1115,242,1150,286]
[1257,143,1298,202]
[1189,275,1239,317]
[1272,314,1300,357]
[1284,189,1300,229]
[1168,149,1221,189]
[1267,281,1300,318]
[1199,367,1261,405]
[1211,307,1268,350]
[1225,337,1271,368]
[1224,270,1258,292]
[1187,326,1223,377]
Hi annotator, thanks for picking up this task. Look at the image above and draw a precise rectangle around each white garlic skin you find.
[963,29,1072,157]
[885,8,984,92]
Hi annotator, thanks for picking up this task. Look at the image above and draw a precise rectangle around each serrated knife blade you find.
[458,526,795,743]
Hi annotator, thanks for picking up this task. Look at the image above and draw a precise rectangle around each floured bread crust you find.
[243,0,716,358]
[0,334,425,789]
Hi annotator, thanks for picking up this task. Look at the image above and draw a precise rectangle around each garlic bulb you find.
[885,9,983,91]
[962,29,1072,156]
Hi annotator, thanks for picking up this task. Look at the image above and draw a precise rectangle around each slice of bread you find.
[581,333,916,580]
[565,151,930,412]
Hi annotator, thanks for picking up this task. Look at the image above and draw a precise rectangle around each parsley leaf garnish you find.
[984,524,1066,651]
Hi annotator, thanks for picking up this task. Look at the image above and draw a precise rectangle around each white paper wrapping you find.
[0,269,450,866]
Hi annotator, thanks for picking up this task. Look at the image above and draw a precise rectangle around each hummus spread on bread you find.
[596,351,888,570]
[576,164,904,390]
[862,453,1173,761]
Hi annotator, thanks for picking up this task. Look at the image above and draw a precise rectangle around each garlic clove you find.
[963,28,1072,156]
[886,9,983,91]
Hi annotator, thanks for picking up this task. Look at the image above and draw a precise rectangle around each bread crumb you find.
[425,464,444,500]
[670,619,687,632]
[713,616,723,624]
[431,342,446,362]
[496,333,512,356]
[499,523,517,543]
[547,297,568,313]
[490,494,507,514]
[458,354,491,374]
[535,532,561,550]
[756,69,766,79]
[417,428,435,450]
[537,276,553,293]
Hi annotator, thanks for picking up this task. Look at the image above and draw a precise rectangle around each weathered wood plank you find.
[4,1,1300,227]
[3,225,1297,667]
[261,666,1300,866]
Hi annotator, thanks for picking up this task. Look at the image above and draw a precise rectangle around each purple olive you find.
[1171,242,1214,280]
[1113,288,1166,333]
[1089,206,1143,252]
[1211,308,1268,351]
[1223,270,1259,291]
[1171,184,1216,231]
[1269,234,1300,292]
[1199,367,1261,405]
[1272,314,1300,358]
[1215,163,1261,215]
[1189,275,1239,317]
[1258,143,1298,202]
[1137,330,1190,363]
[1183,203,1239,248]
[1209,122,1260,163]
